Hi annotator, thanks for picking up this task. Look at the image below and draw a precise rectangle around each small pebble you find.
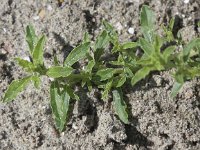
[61,132,65,136]
[128,27,134,35]
[23,56,31,62]
[188,16,192,20]
[47,5,53,11]
[72,124,79,130]
[33,16,40,20]
[198,27,200,33]
[183,0,189,4]
[1,49,7,54]
[38,9,46,19]
[49,78,54,81]
[3,28,7,33]
[115,22,123,31]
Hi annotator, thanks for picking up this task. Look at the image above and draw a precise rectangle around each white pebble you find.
[3,28,7,33]
[72,124,79,130]
[128,27,135,35]
[1,49,7,54]
[183,0,189,4]
[23,56,31,62]
[47,5,53,11]
[115,22,123,31]
[33,16,40,20]
[61,132,65,136]
[49,78,54,81]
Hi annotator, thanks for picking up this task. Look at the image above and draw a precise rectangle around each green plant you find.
[2,5,200,132]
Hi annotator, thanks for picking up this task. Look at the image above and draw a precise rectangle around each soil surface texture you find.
[0,0,200,150]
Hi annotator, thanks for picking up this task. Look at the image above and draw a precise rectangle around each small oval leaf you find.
[15,57,35,72]
[96,68,116,81]
[139,38,154,56]
[102,79,113,101]
[162,46,176,63]
[171,82,183,97]
[26,25,37,53]
[112,89,129,124]
[140,5,155,42]
[116,75,126,88]
[121,42,138,49]
[94,30,110,61]
[183,38,200,61]
[33,35,46,65]
[131,66,154,86]
[31,76,41,89]
[47,66,73,78]
[64,42,90,67]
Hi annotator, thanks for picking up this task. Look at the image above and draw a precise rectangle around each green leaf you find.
[162,18,175,42]
[124,67,134,78]
[112,89,129,124]
[102,20,118,41]
[94,30,110,61]
[183,38,200,61]
[131,66,154,85]
[121,42,138,49]
[115,75,126,88]
[15,58,35,71]
[140,5,155,42]
[171,82,183,97]
[94,30,109,51]
[140,5,155,30]
[112,43,121,53]
[65,85,79,100]
[137,57,152,65]
[109,54,125,66]
[96,68,116,81]
[26,25,37,53]
[102,79,113,100]
[83,32,90,43]
[31,76,41,89]
[86,80,93,91]
[3,76,33,102]
[162,46,176,63]
[47,66,73,78]
[188,67,200,78]
[174,72,184,84]
[154,35,162,54]
[139,38,154,56]
[50,81,70,132]
[53,53,59,66]
[64,42,90,67]
[102,20,120,53]
[32,35,46,65]
[85,59,95,73]
[169,18,175,31]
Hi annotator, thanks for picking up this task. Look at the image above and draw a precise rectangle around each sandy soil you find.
[0,0,200,149]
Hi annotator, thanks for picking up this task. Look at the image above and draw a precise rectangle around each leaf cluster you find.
[2,5,200,132]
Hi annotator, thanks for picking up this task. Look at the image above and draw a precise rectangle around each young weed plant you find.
[2,5,200,132]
